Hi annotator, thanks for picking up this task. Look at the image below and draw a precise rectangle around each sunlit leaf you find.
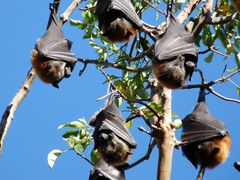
[58,119,87,129]
[125,120,133,128]
[47,149,62,169]
[172,119,182,129]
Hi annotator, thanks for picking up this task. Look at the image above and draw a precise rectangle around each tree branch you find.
[0,0,82,155]
[123,140,156,170]
[77,58,151,72]
[0,68,36,154]
[177,0,202,24]
[60,0,84,24]
[182,69,240,103]
[72,147,94,166]
[206,12,239,25]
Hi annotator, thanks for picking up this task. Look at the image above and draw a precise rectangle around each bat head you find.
[89,159,125,180]
[152,55,188,89]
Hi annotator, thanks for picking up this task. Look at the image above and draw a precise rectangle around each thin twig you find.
[182,69,240,103]
[138,126,151,135]
[123,140,156,170]
[96,90,118,101]
[72,147,94,166]
[205,87,240,103]
[79,5,96,11]
[210,46,228,57]
[142,0,166,15]
[77,58,151,72]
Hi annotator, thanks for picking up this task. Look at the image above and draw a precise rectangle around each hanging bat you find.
[31,0,77,88]
[89,159,125,180]
[152,12,198,89]
[181,90,231,179]
[231,0,240,12]
[90,95,137,166]
[95,0,143,43]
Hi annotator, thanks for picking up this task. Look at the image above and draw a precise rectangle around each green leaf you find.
[115,97,123,107]
[62,130,79,139]
[74,143,84,151]
[47,149,62,169]
[202,27,213,46]
[204,52,214,63]
[238,88,240,96]
[125,120,133,129]
[172,119,182,129]
[91,149,101,165]
[58,119,87,129]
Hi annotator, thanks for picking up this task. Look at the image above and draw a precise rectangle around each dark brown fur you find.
[97,132,132,166]
[101,11,138,43]
[152,57,187,89]
[31,50,70,87]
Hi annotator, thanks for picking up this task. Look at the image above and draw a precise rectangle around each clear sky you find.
[0,0,239,180]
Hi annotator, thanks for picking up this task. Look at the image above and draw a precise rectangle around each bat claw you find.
[52,82,59,88]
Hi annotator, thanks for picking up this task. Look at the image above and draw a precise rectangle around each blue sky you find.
[0,0,239,179]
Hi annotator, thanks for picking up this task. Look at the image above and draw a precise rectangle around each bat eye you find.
[45,63,51,71]
[99,133,109,143]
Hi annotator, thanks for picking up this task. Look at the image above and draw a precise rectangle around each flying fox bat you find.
[181,89,231,179]
[95,0,143,43]
[90,95,137,166]
[89,159,125,180]
[31,0,77,88]
[152,12,198,89]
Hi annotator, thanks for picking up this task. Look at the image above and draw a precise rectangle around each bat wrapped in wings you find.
[89,159,125,180]
[90,95,137,166]
[31,0,77,88]
[153,12,198,89]
[181,89,231,178]
[95,0,143,43]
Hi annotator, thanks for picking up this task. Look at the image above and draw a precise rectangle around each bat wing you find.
[100,117,137,148]
[181,102,228,143]
[154,12,197,62]
[96,0,143,28]
[181,143,199,169]
[89,159,125,180]
[90,97,137,148]
[35,6,77,65]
